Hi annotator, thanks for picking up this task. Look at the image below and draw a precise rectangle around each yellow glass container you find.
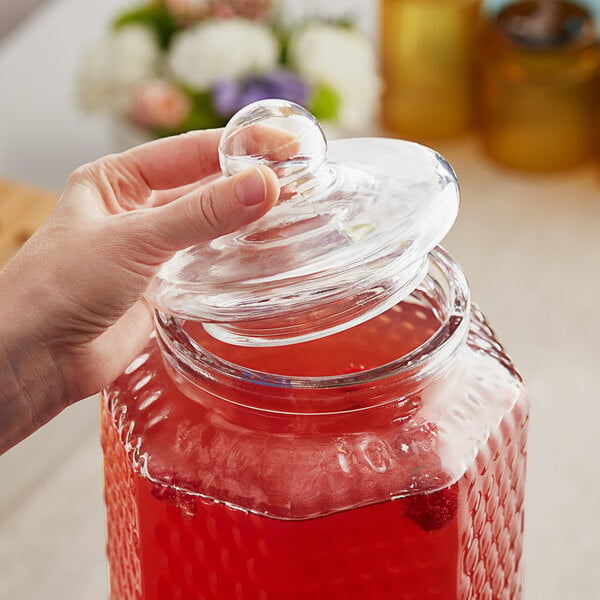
[381,0,482,141]
[478,0,600,171]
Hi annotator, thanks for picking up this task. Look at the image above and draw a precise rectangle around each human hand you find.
[0,129,280,453]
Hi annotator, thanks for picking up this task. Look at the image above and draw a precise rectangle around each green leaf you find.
[309,84,341,122]
[113,4,178,49]
[180,90,226,131]
[272,25,292,67]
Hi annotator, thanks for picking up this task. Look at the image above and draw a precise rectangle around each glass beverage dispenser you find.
[101,100,528,599]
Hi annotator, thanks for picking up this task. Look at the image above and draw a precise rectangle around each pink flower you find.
[164,0,272,22]
[210,3,237,19]
[210,0,272,20]
[165,0,210,22]
[130,80,191,130]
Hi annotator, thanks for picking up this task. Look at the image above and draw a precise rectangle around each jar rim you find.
[154,246,471,396]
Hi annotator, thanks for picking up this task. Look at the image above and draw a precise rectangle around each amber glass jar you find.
[478,0,600,171]
[101,101,529,599]
[381,0,482,141]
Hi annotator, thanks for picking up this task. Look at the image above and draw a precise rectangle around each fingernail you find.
[235,168,266,206]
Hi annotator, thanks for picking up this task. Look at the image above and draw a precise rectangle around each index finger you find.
[117,123,301,193]
[119,128,224,191]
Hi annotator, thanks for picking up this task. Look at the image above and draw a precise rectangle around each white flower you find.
[289,23,381,131]
[168,18,278,90]
[78,26,161,116]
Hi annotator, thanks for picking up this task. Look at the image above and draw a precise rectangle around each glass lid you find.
[145,100,459,346]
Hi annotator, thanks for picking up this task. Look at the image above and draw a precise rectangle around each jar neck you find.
[154,247,471,433]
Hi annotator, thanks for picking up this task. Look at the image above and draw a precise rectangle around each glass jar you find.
[477,0,600,171]
[101,101,528,599]
[381,0,482,141]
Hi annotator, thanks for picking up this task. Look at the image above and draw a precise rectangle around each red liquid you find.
[102,302,527,599]
[185,302,438,376]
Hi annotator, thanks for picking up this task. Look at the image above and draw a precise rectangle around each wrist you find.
[0,270,71,454]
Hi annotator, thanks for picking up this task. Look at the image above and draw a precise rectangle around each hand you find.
[0,129,280,453]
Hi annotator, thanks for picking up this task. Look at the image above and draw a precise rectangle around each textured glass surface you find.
[102,304,527,599]
[103,248,528,599]
[103,400,526,599]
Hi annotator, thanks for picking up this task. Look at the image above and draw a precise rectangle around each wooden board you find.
[0,178,58,267]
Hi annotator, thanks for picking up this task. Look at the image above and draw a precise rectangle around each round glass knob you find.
[218,99,327,189]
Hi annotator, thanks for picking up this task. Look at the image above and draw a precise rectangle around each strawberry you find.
[395,421,458,531]
[402,482,458,532]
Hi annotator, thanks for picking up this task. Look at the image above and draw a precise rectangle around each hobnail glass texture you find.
[102,101,528,599]
[103,249,528,599]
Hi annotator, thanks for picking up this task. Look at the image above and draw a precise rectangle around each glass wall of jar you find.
[101,247,529,599]
[477,0,600,171]
[380,0,482,141]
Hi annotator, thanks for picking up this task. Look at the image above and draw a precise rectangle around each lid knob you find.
[218,100,327,190]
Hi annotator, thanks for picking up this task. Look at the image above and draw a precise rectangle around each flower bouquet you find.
[77,0,380,140]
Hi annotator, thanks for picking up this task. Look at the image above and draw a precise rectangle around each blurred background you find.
[1,1,599,599]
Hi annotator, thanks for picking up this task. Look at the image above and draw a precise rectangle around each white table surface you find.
[1,1,599,599]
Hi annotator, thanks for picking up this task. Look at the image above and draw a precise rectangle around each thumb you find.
[146,165,280,252]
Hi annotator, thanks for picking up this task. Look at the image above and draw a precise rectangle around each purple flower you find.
[212,70,310,117]
[211,79,241,116]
